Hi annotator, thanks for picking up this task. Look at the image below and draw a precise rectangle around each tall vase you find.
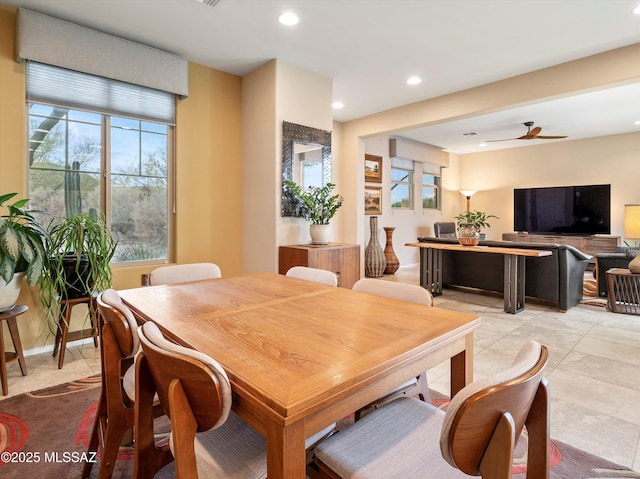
[383,226,400,274]
[365,216,386,277]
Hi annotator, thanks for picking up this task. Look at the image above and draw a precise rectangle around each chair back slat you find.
[138,321,227,432]
[442,342,549,475]
[352,278,433,306]
[149,263,221,286]
[98,289,139,359]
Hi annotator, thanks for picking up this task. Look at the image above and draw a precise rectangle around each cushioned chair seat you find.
[171,410,267,479]
[315,398,471,478]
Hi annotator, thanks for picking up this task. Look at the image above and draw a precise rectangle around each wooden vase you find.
[383,226,399,274]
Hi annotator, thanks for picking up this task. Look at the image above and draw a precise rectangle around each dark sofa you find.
[416,237,592,310]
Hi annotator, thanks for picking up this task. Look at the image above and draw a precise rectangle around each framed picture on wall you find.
[365,186,382,215]
[364,154,382,183]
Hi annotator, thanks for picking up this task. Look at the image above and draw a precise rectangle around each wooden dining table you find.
[119,272,480,479]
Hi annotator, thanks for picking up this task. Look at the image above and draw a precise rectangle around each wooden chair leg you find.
[134,354,173,479]
[82,392,106,479]
[169,379,199,479]
[525,378,550,479]
[479,412,516,479]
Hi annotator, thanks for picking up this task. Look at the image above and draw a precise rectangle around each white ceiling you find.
[5,0,640,153]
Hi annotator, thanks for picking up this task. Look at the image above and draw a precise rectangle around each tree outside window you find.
[422,173,441,209]
[28,103,171,263]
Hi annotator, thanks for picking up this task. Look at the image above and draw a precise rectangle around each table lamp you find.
[624,204,640,273]
[459,190,477,213]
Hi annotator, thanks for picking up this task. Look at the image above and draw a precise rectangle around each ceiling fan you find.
[487,121,568,142]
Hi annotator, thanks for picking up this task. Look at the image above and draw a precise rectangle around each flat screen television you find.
[514,184,610,235]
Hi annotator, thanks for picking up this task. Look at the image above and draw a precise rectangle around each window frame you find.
[390,166,414,210]
[27,101,175,266]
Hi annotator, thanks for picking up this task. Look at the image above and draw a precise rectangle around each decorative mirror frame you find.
[281,121,332,216]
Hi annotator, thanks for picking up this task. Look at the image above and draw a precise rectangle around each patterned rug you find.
[0,376,173,479]
[428,392,640,478]
[581,277,609,307]
[1,377,639,478]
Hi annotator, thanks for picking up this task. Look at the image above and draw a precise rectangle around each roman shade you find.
[16,8,188,98]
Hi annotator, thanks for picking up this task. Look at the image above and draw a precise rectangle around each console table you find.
[406,242,551,314]
[278,243,360,289]
[606,268,640,316]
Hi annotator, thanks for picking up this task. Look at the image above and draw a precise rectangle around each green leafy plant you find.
[283,180,343,225]
[40,211,116,331]
[0,193,46,286]
[454,210,499,230]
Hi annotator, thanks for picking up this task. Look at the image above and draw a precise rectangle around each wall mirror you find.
[282,121,332,216]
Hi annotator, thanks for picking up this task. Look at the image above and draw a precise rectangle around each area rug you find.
[0,376,173,479]
[1,378,639,479]
[581,276,609,308]
[428,391,640,478]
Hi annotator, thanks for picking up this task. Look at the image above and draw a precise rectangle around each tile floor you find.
[384,264,640,472]
[1,265,639,471]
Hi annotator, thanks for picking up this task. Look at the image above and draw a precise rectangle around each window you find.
[26,63,174,264]
[391,167,413,209]
[422,173,441,209]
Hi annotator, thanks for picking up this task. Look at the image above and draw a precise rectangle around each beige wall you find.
[338,43,640,265]
[242,59,333,273]
[0,5,243,351]
[459,131,640,242]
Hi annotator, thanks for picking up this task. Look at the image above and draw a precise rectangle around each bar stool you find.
[0,304,28,396]
[52,294,100,369]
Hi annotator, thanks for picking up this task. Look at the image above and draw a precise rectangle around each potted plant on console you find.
[0,193,46,312]
[40,210,116,332]
[283,180,343,245]
[454,210,498,246]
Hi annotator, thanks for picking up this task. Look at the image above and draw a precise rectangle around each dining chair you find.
[135,321,337,479]
[83,289,170,479]
[313,340,550,479]
[286,266,338,286]
[351,278,433,419]
[148,262,222,286]
[135,320,267,479]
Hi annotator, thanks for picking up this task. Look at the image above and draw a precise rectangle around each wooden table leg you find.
[267,419,306,479]
[450,332,474,398]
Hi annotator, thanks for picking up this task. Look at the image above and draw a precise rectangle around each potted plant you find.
[283,180,343,245]
[454,210,499,246]
[0,193,46,311]
[40,210,116,330]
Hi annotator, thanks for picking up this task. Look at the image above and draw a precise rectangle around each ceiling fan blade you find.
[535,135,568,139]
[485,138,518,142]
[528,126,542,136]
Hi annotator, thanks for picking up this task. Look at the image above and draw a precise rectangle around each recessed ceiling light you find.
[278,12,299,25]
[406,76,422,85]
[633,4,640,14]
[479,143,488,147]
[332,101,344,109]
[635,120,640,125]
